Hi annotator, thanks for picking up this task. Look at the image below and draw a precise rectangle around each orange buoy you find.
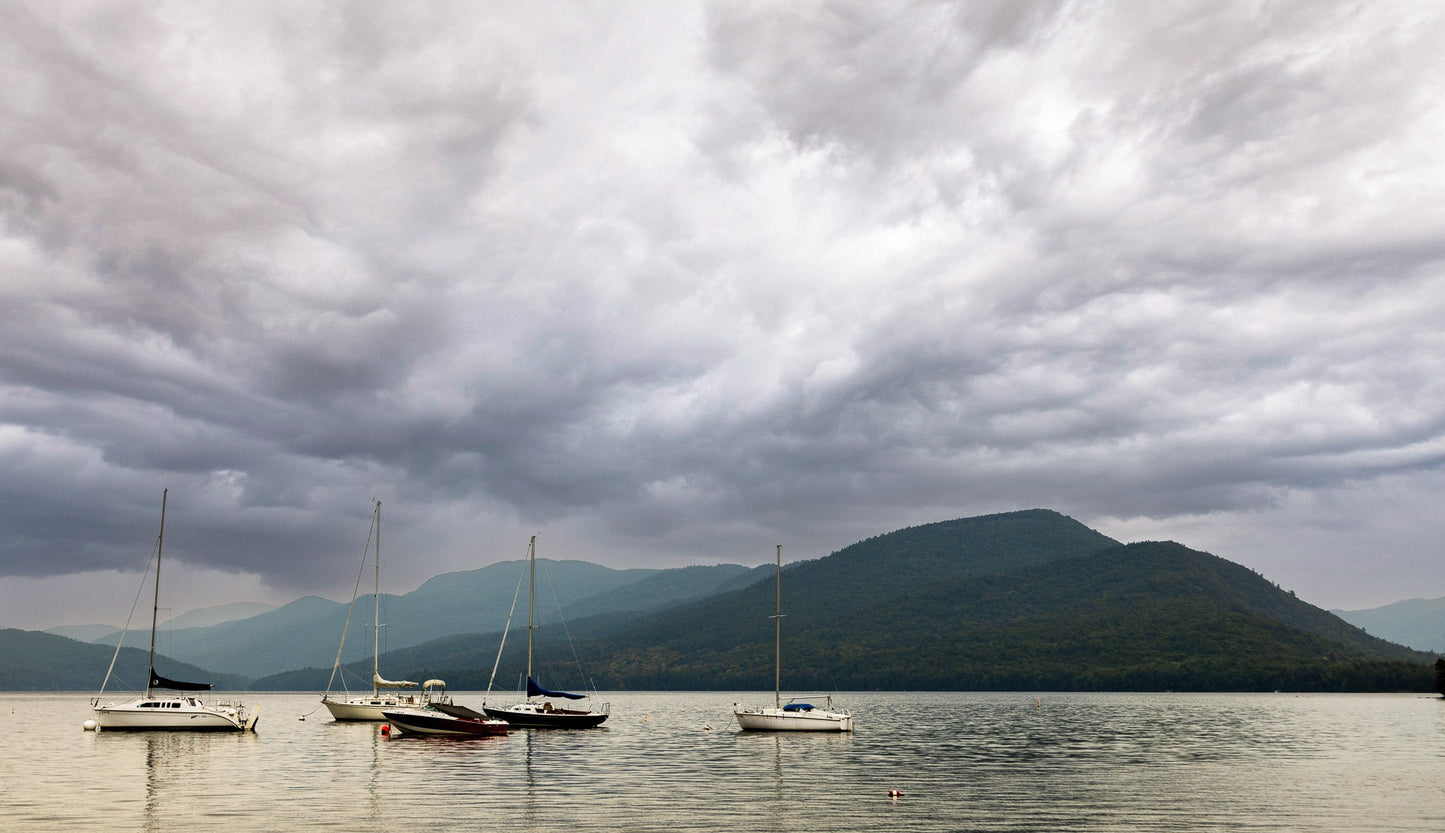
[381,723,390,736]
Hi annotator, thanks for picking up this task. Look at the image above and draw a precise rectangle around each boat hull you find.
[482,702,608,729]
[383,709,509,737]
[734,707,853,732]
[323,694,424,722]
[92,696,252,732]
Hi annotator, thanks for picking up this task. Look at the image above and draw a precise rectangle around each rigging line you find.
[539,558,594,694]
[97,536,161,696]
[486,549,528,696]
[325,503,377,697]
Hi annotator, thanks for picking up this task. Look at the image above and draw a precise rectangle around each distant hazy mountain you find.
[45,624,122,643]
[1333,597,1445,653]
[83,558,747,679]
[160,601,277,630]
[46,602,280,644]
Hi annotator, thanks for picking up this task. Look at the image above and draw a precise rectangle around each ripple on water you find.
[4,691,1443,832]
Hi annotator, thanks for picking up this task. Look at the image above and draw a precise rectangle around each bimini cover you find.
[374,672,418,688]
[150,671,213,691]
[782,702,814,712]
[527,676,585,700]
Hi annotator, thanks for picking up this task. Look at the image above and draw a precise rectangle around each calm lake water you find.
[3,691,1442,831]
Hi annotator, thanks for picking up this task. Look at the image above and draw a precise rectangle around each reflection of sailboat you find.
[323,500,422,721]
[91,489,258,732]
[483,536,608,728]
[734,545,853,732]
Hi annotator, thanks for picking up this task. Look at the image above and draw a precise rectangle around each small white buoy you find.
[82,719,98,731]
[702,723,712,731]
[298,715,306,721]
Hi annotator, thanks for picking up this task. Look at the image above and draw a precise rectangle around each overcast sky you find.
[3,1,1443,631]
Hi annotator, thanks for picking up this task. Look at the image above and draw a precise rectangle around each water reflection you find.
[522,729,539,830]
[135,729,257,832]
[7,692,1443,832]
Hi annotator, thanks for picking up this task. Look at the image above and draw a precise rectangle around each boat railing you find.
[784,694,847,712]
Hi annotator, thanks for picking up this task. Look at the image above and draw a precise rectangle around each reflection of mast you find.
[365,721,384,823]
[769,735,784,816]
[523,729,539,829]
[145,735,162,828]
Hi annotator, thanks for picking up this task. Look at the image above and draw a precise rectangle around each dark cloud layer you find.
[2,1,1443,628]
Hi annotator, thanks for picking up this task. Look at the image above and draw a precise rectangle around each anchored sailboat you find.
[90,489,258,732]
[733,545,852,732]
[483,536,608,728]
[322,500,423,721]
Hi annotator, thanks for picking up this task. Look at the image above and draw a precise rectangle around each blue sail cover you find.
[527,676,585,700]
[782,702,814,712]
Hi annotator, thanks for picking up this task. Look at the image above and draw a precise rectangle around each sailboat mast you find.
[372,500,381,695]
[146,488,168,697]
[527,535,536,687]
[772,544,782,710]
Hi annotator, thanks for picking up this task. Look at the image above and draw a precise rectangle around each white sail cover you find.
[374,672,418,688]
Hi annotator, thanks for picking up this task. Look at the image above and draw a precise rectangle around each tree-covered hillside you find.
[10,510,1436,693]
[0,629,247,692]
[584,526,1433,692]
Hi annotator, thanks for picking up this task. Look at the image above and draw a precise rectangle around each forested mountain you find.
[562,563,758,619]
[296,510,1434,693]
[583,519,1430,691]
[8,509,1436,692]
[0,629,247,692]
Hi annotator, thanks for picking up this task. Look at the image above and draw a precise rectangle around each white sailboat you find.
[90,489,259,732]
[322,500,422,721]
[733,545,853,732]
[482,536,608,728]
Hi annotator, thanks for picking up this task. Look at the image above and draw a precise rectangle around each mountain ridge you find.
[74,557,755,679]
[1333,596,1445,653]
[295,511,1434,693]
[9,509,1438,692]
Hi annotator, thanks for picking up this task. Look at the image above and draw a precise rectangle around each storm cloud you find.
[3,1,1443,628]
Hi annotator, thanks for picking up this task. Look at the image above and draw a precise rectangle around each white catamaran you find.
[321,500,423,721]
[90,489,259,732]
[733,545,853,732]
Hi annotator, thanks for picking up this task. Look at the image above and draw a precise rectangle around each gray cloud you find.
[2,1,1443,628]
